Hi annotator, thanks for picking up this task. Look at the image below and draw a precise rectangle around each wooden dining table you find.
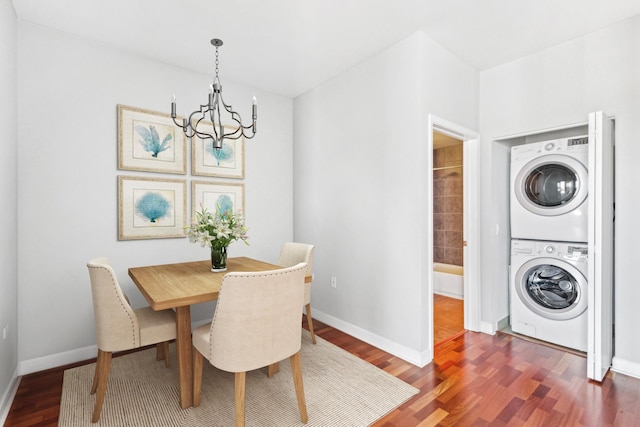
[128,257,288,409]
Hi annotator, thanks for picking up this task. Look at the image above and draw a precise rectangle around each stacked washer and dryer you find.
[509,136,589,352]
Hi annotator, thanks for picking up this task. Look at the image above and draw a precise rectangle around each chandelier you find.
[171,38,257,150]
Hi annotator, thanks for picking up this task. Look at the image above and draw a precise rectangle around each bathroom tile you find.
[446,145,462,163]
[445,231,463,247]
[433,148,445,168]
[444,196,463,213]
[433,178,445,197]
[444,214,463,231]
[434,213,444,231]
[445,247,463,266]
[444,175,463,195]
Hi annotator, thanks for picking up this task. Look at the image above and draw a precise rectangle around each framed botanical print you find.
[191,180,245,218]
[192,122,244,178]
[118,104,187,174]
[118,176,186,240]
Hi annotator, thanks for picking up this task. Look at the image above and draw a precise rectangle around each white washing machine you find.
[510,239,588,352]
[510,136,589,243]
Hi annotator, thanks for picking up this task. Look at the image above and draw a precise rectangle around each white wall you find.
[0,0,18,419]
[479,16,640,374]
[16,22,294,371]
[293,31,477,363]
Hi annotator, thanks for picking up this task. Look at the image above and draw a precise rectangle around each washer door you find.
[514,257,587,320]
[514,154,588,216]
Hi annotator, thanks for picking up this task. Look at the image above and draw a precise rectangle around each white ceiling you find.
[11,0,640,98]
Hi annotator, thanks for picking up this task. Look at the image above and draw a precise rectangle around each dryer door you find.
[514,257,588,321]
[514,154,588,216]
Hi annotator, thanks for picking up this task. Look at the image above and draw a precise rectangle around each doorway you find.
[432,132,465,346]
[424,114,480,365]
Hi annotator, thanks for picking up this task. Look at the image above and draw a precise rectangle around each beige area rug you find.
[59,332,418,426]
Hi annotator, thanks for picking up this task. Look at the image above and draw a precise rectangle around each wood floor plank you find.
[6,316,640,426]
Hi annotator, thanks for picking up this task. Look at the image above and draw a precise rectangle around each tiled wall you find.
[433,145,463,267]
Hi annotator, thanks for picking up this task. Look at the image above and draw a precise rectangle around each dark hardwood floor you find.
[5,316,640,426]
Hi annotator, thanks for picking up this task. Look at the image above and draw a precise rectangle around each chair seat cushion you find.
[135,307,177,347]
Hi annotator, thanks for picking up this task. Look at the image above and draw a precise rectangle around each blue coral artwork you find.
[204,140,235,167]
[133,189,175,227]
[202,192,236,217]
[215,194,234,216]
[132,120,175,161]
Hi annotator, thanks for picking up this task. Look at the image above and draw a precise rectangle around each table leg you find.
[175,306,193,408]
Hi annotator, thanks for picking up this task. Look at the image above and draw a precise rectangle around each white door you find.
[587,111,614,381]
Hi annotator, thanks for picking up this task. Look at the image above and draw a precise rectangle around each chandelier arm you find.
[218,96,256,139]
[191,116,219,145]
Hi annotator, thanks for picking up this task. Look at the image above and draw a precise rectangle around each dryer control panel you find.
[512,239,588,264]
[511,135,589,161]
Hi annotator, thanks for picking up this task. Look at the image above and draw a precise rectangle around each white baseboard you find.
[0,369,19,426]
[612,356,640,380]
[480,320,496,335]
[479,315,510,336]
[17,317,215,376]
[497,315,510,332]
[19,344,98,376]
[312,308,432,367]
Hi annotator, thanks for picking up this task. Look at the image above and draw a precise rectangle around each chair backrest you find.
[277,242,314,278]
[208,263,307,373]
[87,257,140,352]
[278,242,314,304]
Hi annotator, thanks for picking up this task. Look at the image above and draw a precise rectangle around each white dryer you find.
[510,136,589,242]
[510,239,588,352]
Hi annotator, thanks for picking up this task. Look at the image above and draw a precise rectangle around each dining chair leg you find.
[90,350,105,394]
[193,347,204,407]
[267,362,280,377]
[92,350,112,423]
[156,342,170,367]
[290,351,308,423]
[235,371,246,427]
[305,303,317,344]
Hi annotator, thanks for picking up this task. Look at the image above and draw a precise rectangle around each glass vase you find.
[210,245,228,272]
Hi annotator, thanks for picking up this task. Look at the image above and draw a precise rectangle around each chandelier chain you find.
[215,47,219,78]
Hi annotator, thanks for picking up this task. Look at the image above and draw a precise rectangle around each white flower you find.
[184,205,249,249]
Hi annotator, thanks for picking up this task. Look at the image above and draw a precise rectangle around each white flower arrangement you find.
[185,204,249,249]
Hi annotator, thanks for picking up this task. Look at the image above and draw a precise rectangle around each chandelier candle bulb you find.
[252,95,257,123]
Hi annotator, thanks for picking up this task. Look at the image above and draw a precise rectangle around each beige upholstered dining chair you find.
[278,242,316,344]
[86,257,177,423]
[192,263,309,427]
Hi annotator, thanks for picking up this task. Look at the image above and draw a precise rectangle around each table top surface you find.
[128,257,283,310]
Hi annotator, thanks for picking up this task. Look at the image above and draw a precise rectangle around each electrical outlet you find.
[331,276,337,288]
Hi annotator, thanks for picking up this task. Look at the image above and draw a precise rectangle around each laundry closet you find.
[498,111,614,381]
